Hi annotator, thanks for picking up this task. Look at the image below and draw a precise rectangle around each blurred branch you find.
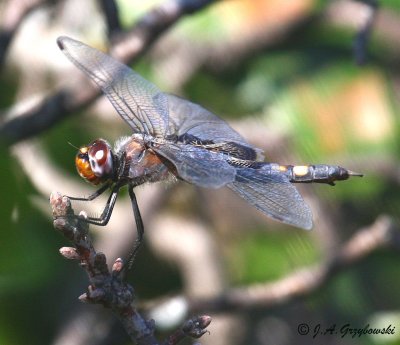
[97,0,121,39]
[0,0,219,146]
[178,215,398,313]
[50,191,211,345]
[202,12,318,73]
[155,0,379,89]
[0,0,45,68]
[0,91,74,146]
[325,0,378,65]
[352,0,378,65]
[205,0,378,72]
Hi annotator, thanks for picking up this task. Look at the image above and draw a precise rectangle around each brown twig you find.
[50,191,211,345]
[0,0,219,146]
[50,192,157,344]
[179,215,399,313]
[162,315,212,345]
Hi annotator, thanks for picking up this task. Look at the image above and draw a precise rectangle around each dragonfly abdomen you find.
[275,164,363,185]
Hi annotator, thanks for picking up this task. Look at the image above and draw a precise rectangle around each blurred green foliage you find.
[228,230,319,284]
[1,1,400,345]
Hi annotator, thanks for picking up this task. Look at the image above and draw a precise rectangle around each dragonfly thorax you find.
[120,136,170,184]
[75,139,114,185]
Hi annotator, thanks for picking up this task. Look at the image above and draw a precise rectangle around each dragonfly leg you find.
[67,182,111,201]
[124,185,144,270]
[81,184,121,226]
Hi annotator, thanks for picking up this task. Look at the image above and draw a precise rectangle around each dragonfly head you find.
[75,139,114,185]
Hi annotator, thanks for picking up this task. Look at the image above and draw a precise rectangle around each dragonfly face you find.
[75,139,114,185]
[57,36,362,233]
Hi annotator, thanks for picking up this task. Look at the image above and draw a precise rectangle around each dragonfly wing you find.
[57,36,168,137]
[227,166,313,230]
[167,94,264,160]
[153,143,236,188]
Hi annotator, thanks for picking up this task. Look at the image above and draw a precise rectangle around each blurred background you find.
[1,0,400,344]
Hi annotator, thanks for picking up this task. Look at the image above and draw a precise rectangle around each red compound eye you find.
[89,140,109,165]
[75,146,101,185]
[75,139,114,185]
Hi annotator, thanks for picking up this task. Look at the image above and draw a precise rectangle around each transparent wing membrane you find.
[227,165,313,230]
[57,36,169,137]
[153,143,236,188]
[167,94,264,160]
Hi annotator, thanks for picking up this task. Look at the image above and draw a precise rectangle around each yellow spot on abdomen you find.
[279,165,288,172]
[293,165,309,177]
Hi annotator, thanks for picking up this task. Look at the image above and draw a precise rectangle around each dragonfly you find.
[57,36,362,264]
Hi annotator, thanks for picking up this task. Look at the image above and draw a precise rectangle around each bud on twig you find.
[182,315,212,338]
[59,247,80,260]
[112,258,124,273]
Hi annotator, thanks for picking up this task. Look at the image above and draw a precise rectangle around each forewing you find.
[227,166,313,230]
[153,143,236,188]
[167,94,264,160]
[57,36,168,137]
